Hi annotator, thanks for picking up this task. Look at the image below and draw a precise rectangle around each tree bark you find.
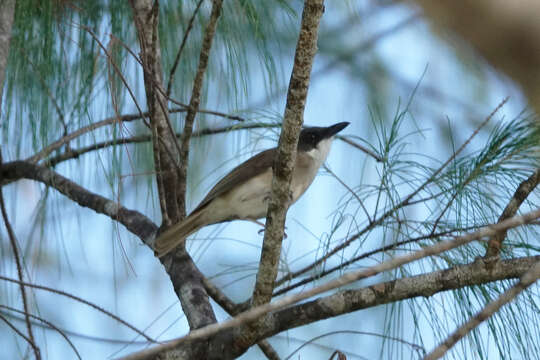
[129,0,216,335]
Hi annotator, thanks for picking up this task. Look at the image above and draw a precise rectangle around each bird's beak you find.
[324,122,350,138]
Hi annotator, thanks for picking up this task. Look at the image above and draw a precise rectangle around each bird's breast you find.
[215,168,273,221]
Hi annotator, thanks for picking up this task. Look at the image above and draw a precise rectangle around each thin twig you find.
[0,152,40,360]
[0,313,37,353]
[324,164,372,224]
[111,33,246,122]
[336,135,383,162]
[79,24,149,129]
[0,305,82,360]
[424,260,540,360]
[27,111,155,164]
[274,98,508,286]
[178,0,224,219]
[0,275,157,343]
[273,226,480,295]
[120,208,540,360]
[43,122,277,166]
[166,0,205,97]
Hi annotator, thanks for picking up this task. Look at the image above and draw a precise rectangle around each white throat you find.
[305,137,333,165]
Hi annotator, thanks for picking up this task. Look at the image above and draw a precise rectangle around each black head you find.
[297,122,349,151]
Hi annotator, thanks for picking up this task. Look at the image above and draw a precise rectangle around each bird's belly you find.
[210,170,273,222]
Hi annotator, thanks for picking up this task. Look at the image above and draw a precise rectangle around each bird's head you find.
[297,122,349,158]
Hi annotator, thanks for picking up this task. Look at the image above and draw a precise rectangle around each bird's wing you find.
[191,148,276,213]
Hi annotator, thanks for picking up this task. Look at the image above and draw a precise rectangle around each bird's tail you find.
[154,210,205,257]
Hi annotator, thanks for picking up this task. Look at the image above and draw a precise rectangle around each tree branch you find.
[485,168,540,257]
[43,123,277,166]
[425,259,540,360]
[252,0,326,308]
[261,256,540,341]
[202,279,280,360]
[166,0,204,97]
[275,99,507,285]
[121,251,539,360]
[0,156,40,359]
[1,161,157,241]
[122,208,540,360]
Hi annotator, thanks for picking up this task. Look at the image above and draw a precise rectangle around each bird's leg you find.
[250,219,288,238]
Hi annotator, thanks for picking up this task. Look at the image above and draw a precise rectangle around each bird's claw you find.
[258,227,288,238]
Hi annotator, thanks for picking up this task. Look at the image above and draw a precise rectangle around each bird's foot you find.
[257,226,288,239]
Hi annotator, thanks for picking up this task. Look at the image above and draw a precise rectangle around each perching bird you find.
[154,122,350,256]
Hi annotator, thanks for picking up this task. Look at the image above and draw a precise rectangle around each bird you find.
[154,122,350,257]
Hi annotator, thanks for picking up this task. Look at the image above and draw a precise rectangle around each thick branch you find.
[131,0,218,335]
[123,209,540,360]
[252,0,325,308]
[261,256,540,340]
[122,253,539,360]
[202,279,280,360]
[131,0,182,225]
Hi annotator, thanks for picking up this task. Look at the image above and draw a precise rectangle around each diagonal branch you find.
[425,259,540,360]
[0,304,81,360]
[166,0,205,97]
[252,0,326,308]
[0,160,157,241]
[260,256,540,341]
[485,168,540,257]
[123,208,540,360]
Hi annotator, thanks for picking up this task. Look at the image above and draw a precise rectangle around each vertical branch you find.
[130,0,182,225]
[0,155,40,360]
[130,0,217,333]
[251,0,325,307]
[178,0,223,219]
